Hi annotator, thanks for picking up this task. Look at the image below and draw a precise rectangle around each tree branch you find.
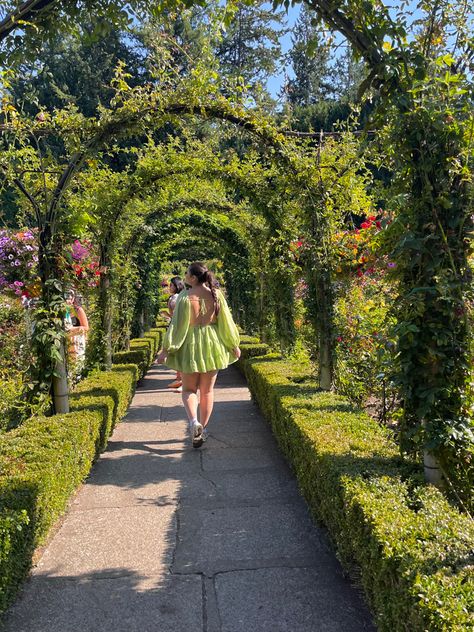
[0,0,57,42]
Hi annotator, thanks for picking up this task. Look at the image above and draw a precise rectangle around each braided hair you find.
[188,262,220,316]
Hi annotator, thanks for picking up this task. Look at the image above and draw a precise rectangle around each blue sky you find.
[267,3,300,99]
[265,1,440,99]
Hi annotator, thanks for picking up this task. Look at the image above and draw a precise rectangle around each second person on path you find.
[156,262,241,448]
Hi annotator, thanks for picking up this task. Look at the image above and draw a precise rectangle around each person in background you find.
[156,262,240,448]
[160,276,185,391]
[64,289,89,376]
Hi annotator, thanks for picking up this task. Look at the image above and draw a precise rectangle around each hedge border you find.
[112,329,163,378]
[238,344,474,632]
[0,330,161,615]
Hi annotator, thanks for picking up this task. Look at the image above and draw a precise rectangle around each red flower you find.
[375,221,382,229]
[356,269,363,277]
[368,215,376,221]
[360,222,370,229]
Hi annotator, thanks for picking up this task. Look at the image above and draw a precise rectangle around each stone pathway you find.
[3,365,375,632]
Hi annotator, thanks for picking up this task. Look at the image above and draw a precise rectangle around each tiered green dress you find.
[163,289,240,373]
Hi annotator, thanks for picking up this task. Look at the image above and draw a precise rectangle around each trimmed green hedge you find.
[0,332,159,615]
[240,335,269,359]
[112,349,148,378]
[112,329,163,378]
[238,346,474,632]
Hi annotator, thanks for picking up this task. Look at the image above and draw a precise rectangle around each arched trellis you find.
[88,156,299,367]
[3,88,347,410]
[135,207,257,333]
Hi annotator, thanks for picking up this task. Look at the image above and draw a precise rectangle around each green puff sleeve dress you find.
[162,289,240,373]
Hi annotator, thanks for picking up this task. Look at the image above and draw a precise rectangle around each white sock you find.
[189,418,198,428]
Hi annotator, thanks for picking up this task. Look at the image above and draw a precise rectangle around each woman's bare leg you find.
[198,370,218,428]
[181,372,200,421]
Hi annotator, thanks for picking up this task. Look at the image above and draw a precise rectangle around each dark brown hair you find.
[188,262,220,315]
[170,276,185,294]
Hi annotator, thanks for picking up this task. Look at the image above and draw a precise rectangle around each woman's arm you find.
[216,290,240,352]
[156,294,190,362]
[75,306,89,332]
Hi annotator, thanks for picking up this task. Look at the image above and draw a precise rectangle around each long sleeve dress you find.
[162,289,240,373]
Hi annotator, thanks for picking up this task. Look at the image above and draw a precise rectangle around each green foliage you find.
[239,337,269,359]
[216,2,287,98]
[112,350,148,379]
[239,348,474,631]
[112,330,162,378]
[0,362,138,614]
[334,273,397,408]
[0,0,185,67]
[11,28,150,118]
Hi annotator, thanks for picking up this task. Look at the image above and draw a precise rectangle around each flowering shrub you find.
[333,212,394,279]
[332,213,398,411]
[334,273,397,410]
[0,229,39,297]
[0,295,39,430]
[64,239,101,291]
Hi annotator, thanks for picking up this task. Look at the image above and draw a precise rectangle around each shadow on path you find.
[2,364,375,632]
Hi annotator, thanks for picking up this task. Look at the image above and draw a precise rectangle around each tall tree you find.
[0,0,180,66]
[216,2,287,94]
[282,6,332,106]
[282,6,365,131]
[11,27,149,116]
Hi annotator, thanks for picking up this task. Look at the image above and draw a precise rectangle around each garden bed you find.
[0,329,162,615]
[238,344,474,632]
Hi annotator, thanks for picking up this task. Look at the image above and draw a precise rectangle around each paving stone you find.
[71,474,217,511]
[201,468,299,502]
[2,364,375,632]
[215,567,375,632]
[202,446,284,472]
[173,502,322,575]
[89,448,201,485]
[35,506,176,577]
[3,574,202,632]
[203,428,273,449]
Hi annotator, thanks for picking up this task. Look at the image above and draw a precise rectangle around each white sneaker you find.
[192,421,203,448]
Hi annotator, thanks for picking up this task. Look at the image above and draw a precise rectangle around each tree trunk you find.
[423,450,444,487]
[137,306,145,338]
[304,251,334,390]
[98,249,113,369]
[37,223,70,412]
[314,266,334,390]
[52,340,69,414]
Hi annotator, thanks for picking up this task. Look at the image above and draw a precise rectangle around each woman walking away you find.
[160,276,185,391]
[156,262,241,448]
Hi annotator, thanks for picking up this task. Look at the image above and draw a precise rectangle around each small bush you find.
[112,349,148,379]
[111,329,162,378]
[0,356,140,613]
[239,351,474,632]
[0,407,104,613]
[239,340,269,360]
